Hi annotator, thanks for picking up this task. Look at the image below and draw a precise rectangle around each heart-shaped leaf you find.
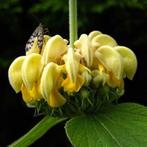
[65,103,147,147]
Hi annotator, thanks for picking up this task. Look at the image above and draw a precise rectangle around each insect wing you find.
[25,24,44,52]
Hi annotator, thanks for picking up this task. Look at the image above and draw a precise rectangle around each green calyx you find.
[31,84,124,117]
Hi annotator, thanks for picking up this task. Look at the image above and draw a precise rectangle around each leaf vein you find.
[94,116,123,147]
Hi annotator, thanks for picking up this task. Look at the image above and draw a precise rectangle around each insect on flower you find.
[25,23,49,53]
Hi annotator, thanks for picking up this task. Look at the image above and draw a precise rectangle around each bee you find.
[25,23,48,53]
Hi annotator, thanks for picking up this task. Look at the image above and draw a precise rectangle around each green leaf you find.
[9,116,67,147]
[65,103,147,147]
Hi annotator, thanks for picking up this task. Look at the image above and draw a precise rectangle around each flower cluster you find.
[8,31,137,114]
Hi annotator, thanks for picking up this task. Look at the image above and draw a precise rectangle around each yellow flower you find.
[8,53,43,104]
[74,34,93,67]
[114,46,137,80]
[74,31,137,88]
[95,45,137,88]
[95,45,123,81]
[8,30,138,110]
[8,35,69,107]
[40,63,66,107]
[26,35,50,55]
[62,47,85,92]
[42,35,68,65]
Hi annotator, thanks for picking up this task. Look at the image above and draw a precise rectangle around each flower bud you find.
[92,70,109,88]
[82,70,92,86]
[80,88,90,99]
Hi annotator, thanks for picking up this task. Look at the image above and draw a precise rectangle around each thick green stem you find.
[69,0,78,48]
[8,116,67,147]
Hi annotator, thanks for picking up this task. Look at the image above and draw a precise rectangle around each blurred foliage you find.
[1,0,147,31]
[0,0,22,13]
[90,0,147,12]
[0,0,147,14]
[1,0,147,33]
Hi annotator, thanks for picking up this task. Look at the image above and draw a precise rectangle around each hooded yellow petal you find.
[8,56,25,93]
[95,45,123,80]
[92,34,117,48]
[88,31,102,40]
[42,35,68,64]
[63,47,81,83]
[40,62,66,107]
[114,46,137,80]
[74,34,93,67]
[22,53,42,90]
[40,62,61,99]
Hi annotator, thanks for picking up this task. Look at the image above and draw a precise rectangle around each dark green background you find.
[0,0,147,146]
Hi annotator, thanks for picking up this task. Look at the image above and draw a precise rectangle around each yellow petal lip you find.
[22,53,42,90]
[42,35,68,64]
[114,46,137,80]
[8,56,25,93]
[92,34,117,48]
[21,82,42,104]
[48,90,66,108]
[62,75,84,93]
[95,45,123,80]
